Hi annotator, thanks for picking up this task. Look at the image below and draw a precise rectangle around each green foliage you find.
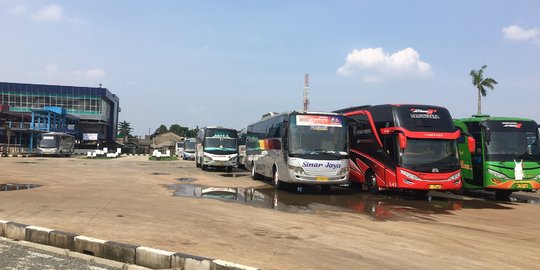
[149,156,178,161]
[156,124,168,134]
[118,120,133,138]
[170,124,189,136]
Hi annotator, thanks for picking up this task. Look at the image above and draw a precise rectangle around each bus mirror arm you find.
[398,133,407,150]
[467,136,476,153]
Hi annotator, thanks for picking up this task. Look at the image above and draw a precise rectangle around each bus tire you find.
[201,164,208,171]
[251,163,262,180]
[366,171,380,195]
[495,190,513,200]
[273,167,284,190]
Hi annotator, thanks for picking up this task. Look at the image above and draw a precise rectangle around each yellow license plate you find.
[428,184,442,189]
[316,176,329,181]
[515,183,529,189]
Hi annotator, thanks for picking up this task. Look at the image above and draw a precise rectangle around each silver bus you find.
[245,111,349,191]
[195,127,238,172]
[38,132,75,156]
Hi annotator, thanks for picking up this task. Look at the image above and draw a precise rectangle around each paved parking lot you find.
[1,156,539,269]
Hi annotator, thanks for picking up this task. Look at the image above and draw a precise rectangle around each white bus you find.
[245,111,349,191]
[195,127,238,172]
[38,132,76,156]
[182,138,196,160]
[175,141,184,156]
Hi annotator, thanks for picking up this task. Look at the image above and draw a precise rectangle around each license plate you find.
[428,184,442,189]
[316,176,329,181]
[515,183,529,189]
[215,161,224,166]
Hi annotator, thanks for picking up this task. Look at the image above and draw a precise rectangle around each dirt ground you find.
[0,156,539,270]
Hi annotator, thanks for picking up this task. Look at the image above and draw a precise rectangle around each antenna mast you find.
[303,74,310,111]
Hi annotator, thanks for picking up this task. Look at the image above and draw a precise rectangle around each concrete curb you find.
[0,219,261,270]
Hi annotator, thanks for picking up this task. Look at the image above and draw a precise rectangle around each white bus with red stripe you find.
[335,104,463,195]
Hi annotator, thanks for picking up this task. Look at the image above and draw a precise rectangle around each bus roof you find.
[334,104,450,114]
[248,111,343,127]
[454,115,537,123]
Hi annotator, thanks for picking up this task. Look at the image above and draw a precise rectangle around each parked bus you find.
[454,115,540,199]
[245,111,349,191]
[195,127,238,172]
[238,129,247,168]
[182,138,196,160]
[38,132,75,156]
[175,141,184,156]
[335,104,466,195]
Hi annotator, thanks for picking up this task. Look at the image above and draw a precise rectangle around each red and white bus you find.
[336,104,463,195]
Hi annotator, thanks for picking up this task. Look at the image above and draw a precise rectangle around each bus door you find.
[383,134,398,188]
[470,129,484,187]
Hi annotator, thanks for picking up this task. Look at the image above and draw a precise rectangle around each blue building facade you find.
[0,82,120,145]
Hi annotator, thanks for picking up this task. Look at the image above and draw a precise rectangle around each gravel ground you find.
[0,238,120,270]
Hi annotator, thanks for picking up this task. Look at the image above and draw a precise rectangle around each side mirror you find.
[398,133,407,150]
[467,136,476,153]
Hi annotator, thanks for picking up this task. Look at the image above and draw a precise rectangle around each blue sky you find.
[1,0,539,135]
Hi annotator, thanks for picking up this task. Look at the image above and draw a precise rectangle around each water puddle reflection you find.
[167,184,526,221]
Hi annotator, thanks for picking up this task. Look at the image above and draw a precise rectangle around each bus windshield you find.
[399,139,459,172]
[289,114,347,159]
[184,140,196,151]
[39,135,58,148]
[204,137,237,151]
[485,131,540,161]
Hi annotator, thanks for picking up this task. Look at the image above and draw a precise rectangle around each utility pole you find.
[303,74,310,111]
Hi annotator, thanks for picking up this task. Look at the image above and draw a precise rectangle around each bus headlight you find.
[229,156,237,162]
[288,165,305,175]
[448,172,461,181]
[204,155,213,162]
[400,170,421,181]
[338,167,349,175]
[488,169,510,180]
[534,174,540,180]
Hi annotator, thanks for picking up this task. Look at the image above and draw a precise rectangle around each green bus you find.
[454,115,540,199]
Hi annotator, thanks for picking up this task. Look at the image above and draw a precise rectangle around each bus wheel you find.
[273,168,284,190]
[226,166,232,173]
[251,163,262,180]
[495,190,513,200]
[366,172,380,195]
[201,164,207,171]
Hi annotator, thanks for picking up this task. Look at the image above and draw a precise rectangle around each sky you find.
[1,0,539,136]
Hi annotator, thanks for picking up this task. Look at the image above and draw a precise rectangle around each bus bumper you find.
[398,169,462,191]
[485,179,540,191]
[286,171,349,186]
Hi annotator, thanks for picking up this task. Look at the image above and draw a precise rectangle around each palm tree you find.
[470,65,498,115]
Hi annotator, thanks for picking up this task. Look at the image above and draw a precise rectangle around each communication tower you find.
[303,74,309,111]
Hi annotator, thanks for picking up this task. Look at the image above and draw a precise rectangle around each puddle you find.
[0,184,42,191]
[151,172,171,175]
[167,184,524,221]
[16,162,38,164]
[176,178,195,182]
[219,173,249,178]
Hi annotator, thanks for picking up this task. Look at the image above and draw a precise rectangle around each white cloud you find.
[9,4,28,15]
[31,4,82,23]
[502,25,539,41]
[337,47,432,82]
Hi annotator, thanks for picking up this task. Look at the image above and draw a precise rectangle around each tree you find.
[186,128,199,138]
[470,65,498,115]
[156,124,168,134]
[118,121,133,138]
[169,124,189,137]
